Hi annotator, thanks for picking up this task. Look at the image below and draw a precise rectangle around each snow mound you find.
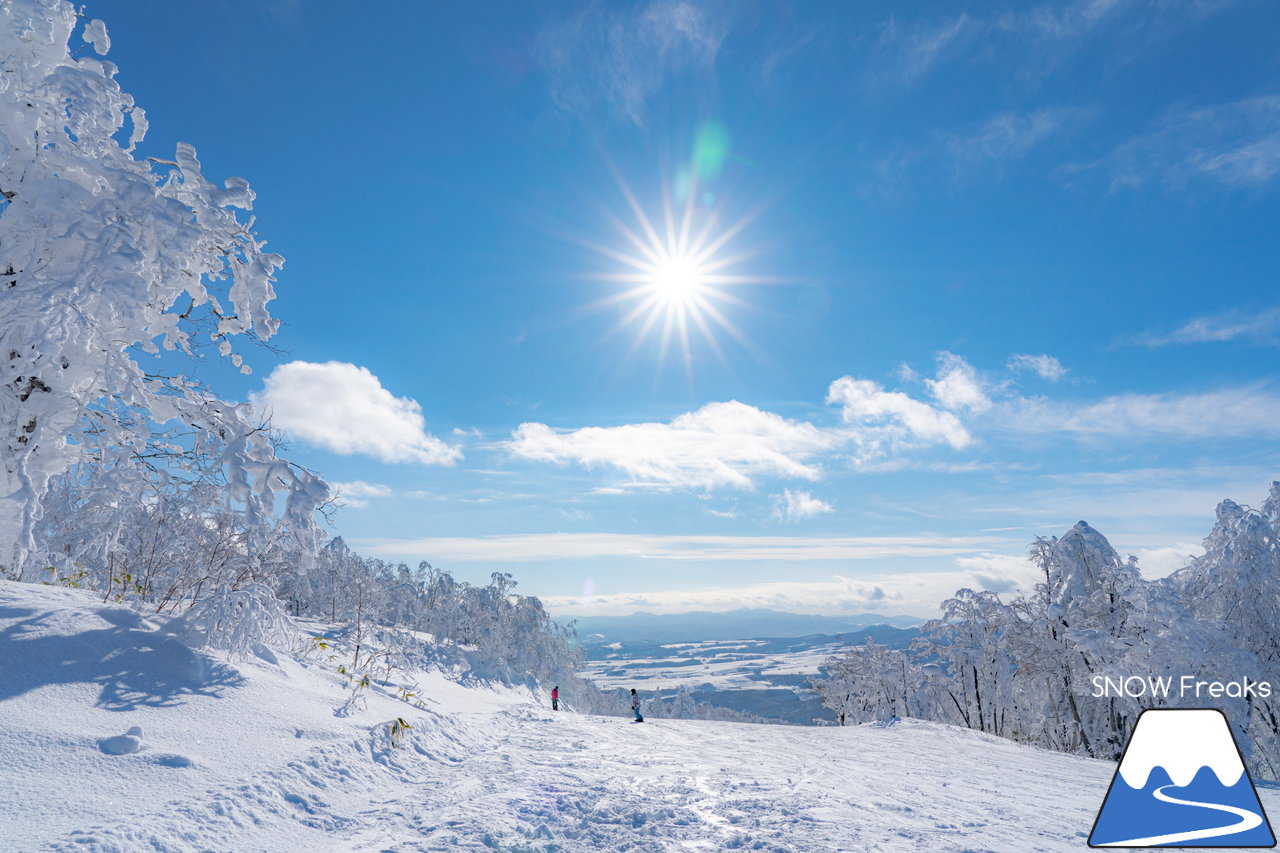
[97,726,143,755]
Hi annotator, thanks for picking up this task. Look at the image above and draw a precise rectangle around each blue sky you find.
[95,0,1280,617]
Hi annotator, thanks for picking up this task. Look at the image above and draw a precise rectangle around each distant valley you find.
[568,609,923,725]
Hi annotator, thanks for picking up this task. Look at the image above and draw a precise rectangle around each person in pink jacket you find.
[551,686,559,711]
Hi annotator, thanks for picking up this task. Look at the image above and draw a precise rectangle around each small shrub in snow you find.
[181,583,298,659]
[388,717,412,748]
[40,564,90,589]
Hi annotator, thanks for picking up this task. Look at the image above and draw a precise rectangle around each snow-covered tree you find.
[917,588,1021,737]
[812,637,921,726]
[1164,484,1280,778]
[811,485,1280,778]
[1170,488,1280,667]
[0,0,327,576]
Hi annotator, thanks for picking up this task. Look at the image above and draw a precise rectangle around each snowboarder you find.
[630,688,644,722]
[551,685,559,711]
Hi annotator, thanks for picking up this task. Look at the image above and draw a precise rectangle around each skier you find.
[630,688,644,722]
[551,685,559,711]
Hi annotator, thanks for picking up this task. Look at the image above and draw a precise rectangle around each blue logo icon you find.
[1090,708,1275,847]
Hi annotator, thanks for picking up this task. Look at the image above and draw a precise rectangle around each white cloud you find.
[353,532,991,564]
[1007,353,1068,381]
[1131,544,1204,579]
[251,361,462,466]
[1133,306,1280,348]
[507,400,844,490]
[508,353,1279,493]
[827,376,972,449]
[534,0,729,125]
[832,574,904,604]
[924,351,992,412]
[771,489,834,522]
[953,552,1041,594]
[510,359,985,490]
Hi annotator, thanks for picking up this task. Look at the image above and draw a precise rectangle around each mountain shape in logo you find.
[1090,708,1275,848]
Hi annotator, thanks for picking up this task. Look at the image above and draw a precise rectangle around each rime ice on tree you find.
[0,0,328,577]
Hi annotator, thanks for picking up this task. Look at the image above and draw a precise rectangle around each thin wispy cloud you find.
[868,14,974,89]
[534,0,730,125]
[542,578,910,616]
[879,355,1280,443]
[251,361,462,466]
[1006,0,1135,40]
[876,106,1095,191]
[943,106,1095,165]
[354,531,992,564]
[536,563,1039,617]
[1011,0,1242,40]
[870,0,1234,92]
[1007,353,1068,382]
[759,28,821,87]
[1001,385,1280,439]
[332,480,393,509]
[1132,306,1280,347]
[1098,95,1280,190]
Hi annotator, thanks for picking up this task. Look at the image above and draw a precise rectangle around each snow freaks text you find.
[1092,676,1273,700]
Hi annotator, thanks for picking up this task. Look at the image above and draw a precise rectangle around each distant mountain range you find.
[559,607,925,644]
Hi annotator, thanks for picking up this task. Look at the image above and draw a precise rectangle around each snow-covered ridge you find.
[1118,709,1246,789]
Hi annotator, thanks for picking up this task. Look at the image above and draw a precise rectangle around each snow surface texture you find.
[4,581,1268,853]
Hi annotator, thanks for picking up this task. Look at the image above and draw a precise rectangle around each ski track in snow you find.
[40,708,1120,853]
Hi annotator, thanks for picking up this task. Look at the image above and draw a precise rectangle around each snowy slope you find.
[3,581,1267,852]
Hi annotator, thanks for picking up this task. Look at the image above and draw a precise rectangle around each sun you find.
[649,253,707,307]
[577,171,770,380]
